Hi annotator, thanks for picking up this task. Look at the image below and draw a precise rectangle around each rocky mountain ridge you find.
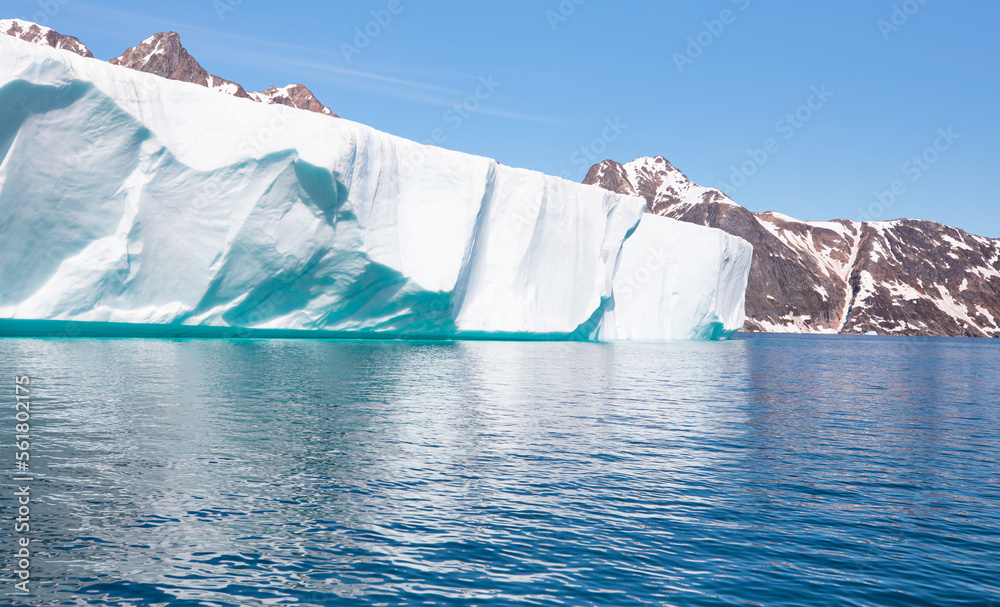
[1,18,92,57]
[8,18,996,338]
[586,157,1000,337]
[2,20,335,117]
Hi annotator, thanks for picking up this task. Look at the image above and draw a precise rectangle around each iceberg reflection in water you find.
[0,335,997,606]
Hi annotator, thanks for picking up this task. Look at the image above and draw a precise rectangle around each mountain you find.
[585,157,1000,338]
[108,31,252,98]
[109,32,336,117]
[0,35,750,340]
[0,18,92,57]
[1,21,336,117]
[249,85,336,116]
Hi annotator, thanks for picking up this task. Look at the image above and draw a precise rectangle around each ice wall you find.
[601,215,753,340]
[0,36,750,340]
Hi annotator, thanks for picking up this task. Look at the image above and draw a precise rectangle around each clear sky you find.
[8,0,1000,236]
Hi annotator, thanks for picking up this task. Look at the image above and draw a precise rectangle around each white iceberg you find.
[0,35,750,340]
[602,215,752,340]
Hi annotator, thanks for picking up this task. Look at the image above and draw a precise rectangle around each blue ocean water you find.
[1,334,998,606]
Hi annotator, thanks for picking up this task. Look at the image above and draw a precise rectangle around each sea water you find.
[0,334,997,606]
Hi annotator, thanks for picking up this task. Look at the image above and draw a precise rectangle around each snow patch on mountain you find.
[250,84,336,117]
[57,28,340,117]
[1,18,92,57]
[586,156,1000,338]
[586,156,740,215]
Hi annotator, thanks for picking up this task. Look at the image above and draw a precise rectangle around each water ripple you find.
[0,336,997,606]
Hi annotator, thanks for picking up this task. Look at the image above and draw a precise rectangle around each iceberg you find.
[0,35,751,340]
[601,215,752,340]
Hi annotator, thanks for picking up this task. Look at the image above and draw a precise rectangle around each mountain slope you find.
[250,84,335,116]
[109,32,336,116]
[1,21,336,117]
[1,18,92,57]
[109,32,252,98]
[585,157,1000,337]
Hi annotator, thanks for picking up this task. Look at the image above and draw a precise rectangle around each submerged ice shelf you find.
[0,35,752,341]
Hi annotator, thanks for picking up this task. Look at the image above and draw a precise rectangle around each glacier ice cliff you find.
[0,36,752,340]
[601,215,751,340]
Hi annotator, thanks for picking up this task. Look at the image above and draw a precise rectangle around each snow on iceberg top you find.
[0,33,620,192]
[0,33,752,340]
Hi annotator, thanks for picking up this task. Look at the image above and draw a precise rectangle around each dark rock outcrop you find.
[1,18,92,57]
[250,84,336,117]
[109,32,336,116]
[3,21,336,117]
[109,32,252,98]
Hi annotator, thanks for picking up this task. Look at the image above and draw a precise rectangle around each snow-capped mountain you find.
[109,31,337,117]
[586,157,1000,337]
[1,22,336,117]
[250,84,336,117]
[109,31,252,98]
[1,18,92,57]
[0,35,751,340]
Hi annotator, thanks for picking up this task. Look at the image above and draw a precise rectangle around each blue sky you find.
[8,0,1000,236]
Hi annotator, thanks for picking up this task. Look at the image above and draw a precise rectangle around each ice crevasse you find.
[0,35,752,340]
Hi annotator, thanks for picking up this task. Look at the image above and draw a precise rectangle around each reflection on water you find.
[0,335,998,606]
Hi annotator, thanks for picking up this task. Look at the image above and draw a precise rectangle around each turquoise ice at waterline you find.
[0,36,752,342]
